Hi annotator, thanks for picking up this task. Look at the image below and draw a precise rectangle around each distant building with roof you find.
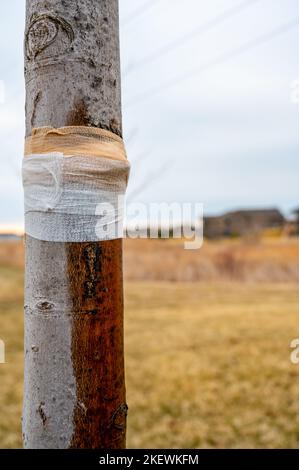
[204,208,285,239]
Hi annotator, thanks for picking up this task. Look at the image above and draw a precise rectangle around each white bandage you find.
[22,127,130,242]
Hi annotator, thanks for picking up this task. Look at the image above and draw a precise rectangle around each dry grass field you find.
[124,236,299,282]
[0,237,299,448]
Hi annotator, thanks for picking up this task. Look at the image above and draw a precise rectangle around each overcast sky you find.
[0,0,298,227]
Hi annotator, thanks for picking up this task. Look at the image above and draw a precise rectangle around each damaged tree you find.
[23,0,127,448]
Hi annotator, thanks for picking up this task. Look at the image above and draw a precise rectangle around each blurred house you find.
[283,207,299,236]
[204,208,285,239]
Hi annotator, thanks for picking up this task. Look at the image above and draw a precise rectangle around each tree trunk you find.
[23,0,127,449]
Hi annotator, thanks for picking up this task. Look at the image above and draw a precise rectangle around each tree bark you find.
[23,0,127,449]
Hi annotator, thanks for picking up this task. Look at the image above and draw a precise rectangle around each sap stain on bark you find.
[83,244,102,299]
[66,99,122,137]
[66,240,127,448]
[37,402,48,426]
[66,98,90,127]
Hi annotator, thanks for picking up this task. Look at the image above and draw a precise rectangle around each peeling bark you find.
[23,0,127,449]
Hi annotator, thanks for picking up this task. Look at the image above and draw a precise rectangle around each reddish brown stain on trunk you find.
[65,95,126,448]
[67,240,127,449]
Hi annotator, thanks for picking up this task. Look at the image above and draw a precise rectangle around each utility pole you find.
[23,0,127,448]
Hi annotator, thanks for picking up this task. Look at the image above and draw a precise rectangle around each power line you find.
[122,0,161,28]
[125,0,262,75]
[125,17,299,108]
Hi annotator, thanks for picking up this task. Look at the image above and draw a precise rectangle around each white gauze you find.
[22,153,130,242]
